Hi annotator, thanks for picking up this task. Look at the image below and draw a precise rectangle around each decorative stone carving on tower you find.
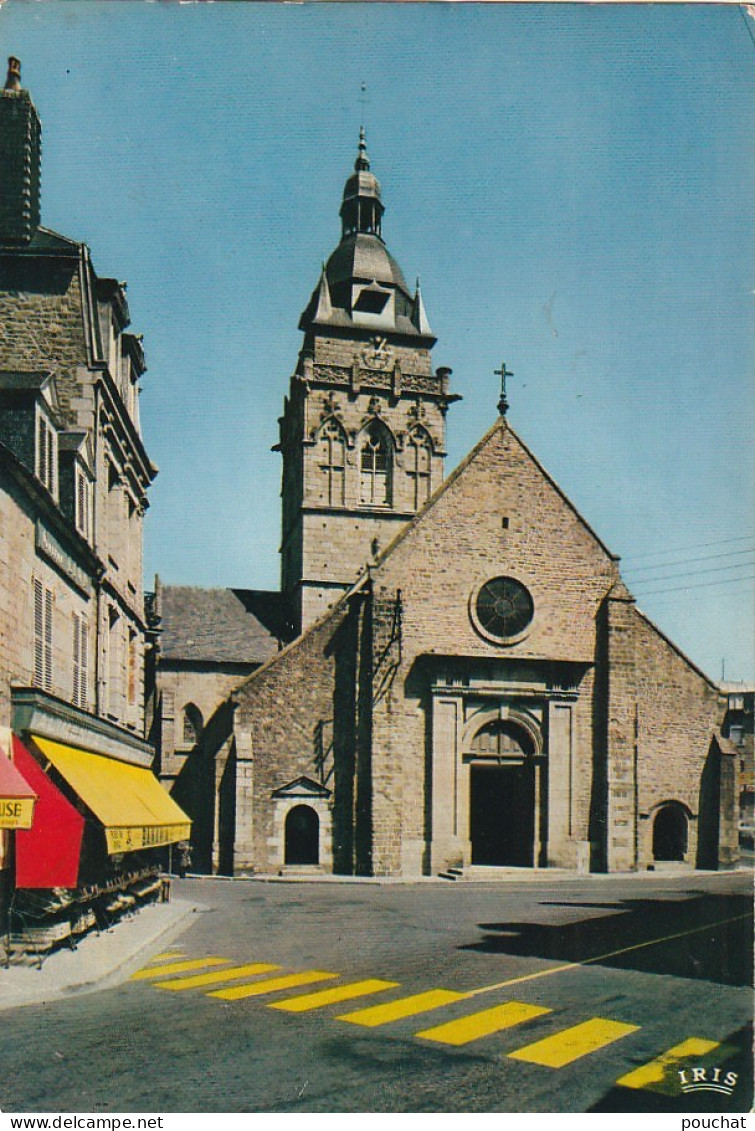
[277,131,460,631]
[0,58,41,245]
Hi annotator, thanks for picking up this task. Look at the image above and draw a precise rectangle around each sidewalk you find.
[189,864,750,884]
[0,897,200,1012]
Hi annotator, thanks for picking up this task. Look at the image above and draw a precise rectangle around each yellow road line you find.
[269,979,399,1013]
[131,957,230,980]
[508,1017,639,1068]
[616,1038,722,1093]
[149,951,184,962]
[416,1001,551,1046]
[209,970,338,1001]
[466,912,752,997]
[155,963,281,991]
[338,989,469,1028]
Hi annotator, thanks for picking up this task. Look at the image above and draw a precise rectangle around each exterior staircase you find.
[438,865,577,881]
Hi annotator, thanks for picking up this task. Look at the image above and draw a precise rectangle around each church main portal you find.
[469,761,535,866]
[469,719,536,867]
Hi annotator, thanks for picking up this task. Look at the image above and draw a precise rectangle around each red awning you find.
[13,737,85,889]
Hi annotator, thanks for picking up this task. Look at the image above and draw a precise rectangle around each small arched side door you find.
[284,804,320,865]
[652,802,689,862]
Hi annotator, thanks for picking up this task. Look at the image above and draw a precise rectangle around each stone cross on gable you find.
[494,360,514,417]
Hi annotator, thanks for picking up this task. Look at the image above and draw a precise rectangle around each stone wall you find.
[0,473,95,727]
[0,255,88,427]
[367,421,620,873]
[629,607,727,868]
[229,417,731,877]
[232,598,354,872]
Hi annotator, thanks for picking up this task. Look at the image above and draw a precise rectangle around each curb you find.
[179,867,749,885]
[0,898,203,1012]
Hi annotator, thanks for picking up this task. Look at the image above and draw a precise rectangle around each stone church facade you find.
[152,131,737,877]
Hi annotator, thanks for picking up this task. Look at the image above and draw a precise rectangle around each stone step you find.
[438,865,578,882]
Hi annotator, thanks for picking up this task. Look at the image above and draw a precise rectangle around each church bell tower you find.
[278,131,459,631]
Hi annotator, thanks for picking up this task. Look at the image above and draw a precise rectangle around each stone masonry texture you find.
[227,418,733,876]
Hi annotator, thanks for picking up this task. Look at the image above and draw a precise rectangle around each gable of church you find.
[371,418,621,665]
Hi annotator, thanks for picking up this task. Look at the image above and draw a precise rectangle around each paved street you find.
[0,871,751,1114]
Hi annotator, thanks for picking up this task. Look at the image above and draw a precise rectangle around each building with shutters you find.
[149,128,738,878]
[0,58,189,936]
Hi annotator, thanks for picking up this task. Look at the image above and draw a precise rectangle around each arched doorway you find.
[285,805,320,865]
[469,721,535,867]
[652,803,688,862]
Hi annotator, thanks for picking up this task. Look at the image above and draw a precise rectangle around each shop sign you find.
[0,796,36,828]
[105,822,191,854]
[35,522,90,594]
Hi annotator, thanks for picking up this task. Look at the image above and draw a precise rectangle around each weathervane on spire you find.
[355,83,371,171]
[494,360,514,417]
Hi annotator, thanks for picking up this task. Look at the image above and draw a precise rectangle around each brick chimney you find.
[0,58,41,245]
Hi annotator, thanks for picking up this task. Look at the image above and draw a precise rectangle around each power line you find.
[739,4,755,50]
[621,534,755,564]
[633,574,755,598]
[627,558,755,587]
[623,546,755,577]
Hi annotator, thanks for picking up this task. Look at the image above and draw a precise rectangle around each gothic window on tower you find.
[318,418,347,507]
[406,426,432,510]
[359,421,392,507]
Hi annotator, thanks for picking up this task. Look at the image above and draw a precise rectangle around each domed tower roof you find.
[325,234,409,296]
[300,130,433,342]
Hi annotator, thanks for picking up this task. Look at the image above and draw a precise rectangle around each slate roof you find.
[157,586,294,664]
[327,233,410,297]
[0,226,82,255]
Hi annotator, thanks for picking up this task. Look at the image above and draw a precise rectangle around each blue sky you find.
[2,1,753,681]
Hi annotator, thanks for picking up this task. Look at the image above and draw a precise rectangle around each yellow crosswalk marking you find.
[616,1038,722,1093]
[416,1001,551,1046]
[338,989,468,1027]
[155,963,281,991]
[508,1018,639,1067]
[131,957,230,981]
[209,970,338,1001]
[149,951,184,962]
[269,979,399,1013]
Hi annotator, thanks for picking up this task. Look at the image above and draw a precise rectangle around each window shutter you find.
[33,579,44,687]
[72,613,80,706]
[77,473,86,536]
[47,427,54,493]
[37,418,47,485]
[44,587,53,691]
[80,616,88,710]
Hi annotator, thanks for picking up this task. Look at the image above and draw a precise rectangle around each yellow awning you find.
[32,736,191,854]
